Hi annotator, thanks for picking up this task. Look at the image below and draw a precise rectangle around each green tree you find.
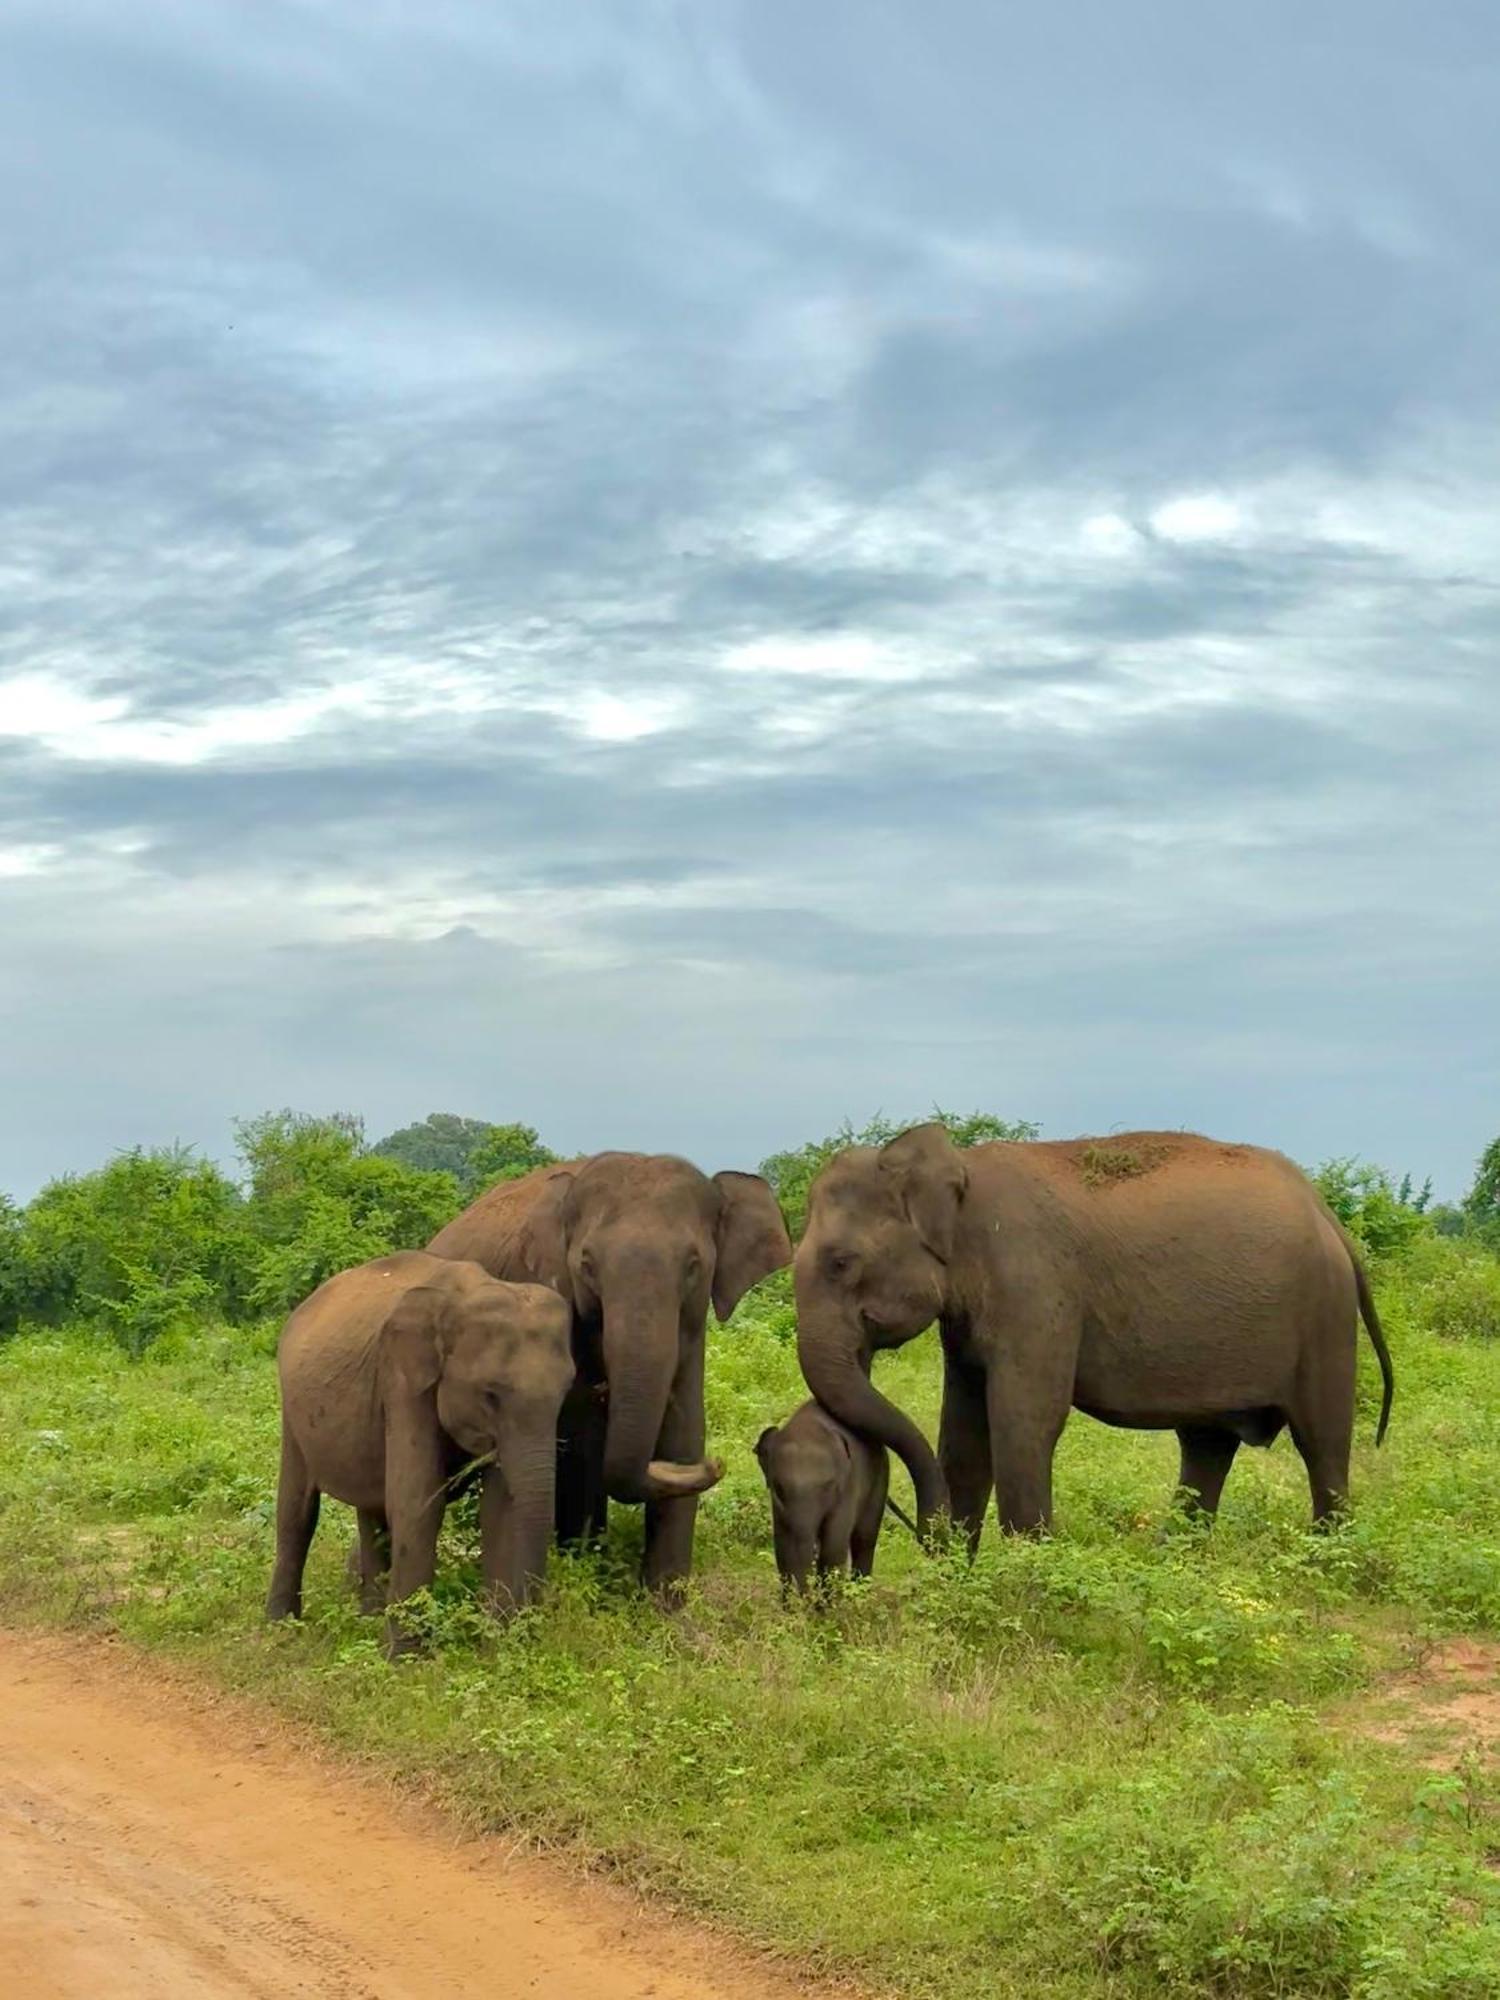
[0,1192,26,1340]
[234,1110,461,1314]
[466,1121,559,1193]
[369,1111,496,1180]
[1463,1135,1500,1246]
[1311,1157,1434,1260]
[762,1108,1040,1239]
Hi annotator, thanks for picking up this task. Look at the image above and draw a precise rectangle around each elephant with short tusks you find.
[428,1151,792,1598]
[794,1124,1395,1543]
[267,1251,574,1658]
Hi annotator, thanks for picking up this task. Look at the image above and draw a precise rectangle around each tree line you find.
[2,1108,1497,1353]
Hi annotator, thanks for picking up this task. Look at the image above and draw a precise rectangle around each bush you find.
[17,1146,256,1343]
[1311,1158,1434,1260]
[1413,1246,1500,1343]
[234,1111,461,1315]
[0,1194,26,1340]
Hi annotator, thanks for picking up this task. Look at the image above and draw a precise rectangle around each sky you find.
[2,1,1497,1202]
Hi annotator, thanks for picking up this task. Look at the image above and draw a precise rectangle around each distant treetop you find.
[370,1112,557,1196]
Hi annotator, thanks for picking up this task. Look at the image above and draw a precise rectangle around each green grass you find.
[1,1249,1498,1998]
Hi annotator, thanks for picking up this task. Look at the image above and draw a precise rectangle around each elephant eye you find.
[823,1248,856,1281]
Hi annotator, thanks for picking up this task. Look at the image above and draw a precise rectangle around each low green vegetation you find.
[1,1115,1498,1998]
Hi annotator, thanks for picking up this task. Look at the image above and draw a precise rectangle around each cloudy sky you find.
[2,2,1497,1201]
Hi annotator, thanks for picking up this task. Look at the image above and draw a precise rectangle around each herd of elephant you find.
[266,1125,1396,1656]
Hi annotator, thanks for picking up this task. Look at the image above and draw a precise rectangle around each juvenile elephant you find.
[755,1400,891,1592]
[428,1152,791,1595]
[267,1251,573,1656]
[795,1125,1395,1541]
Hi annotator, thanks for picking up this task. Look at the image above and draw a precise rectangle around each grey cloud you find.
[1,2,1497,1201]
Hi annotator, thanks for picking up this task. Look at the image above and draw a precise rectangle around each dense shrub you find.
[1310,1157,1434,1259]
[17,1146,257,1333]
[234,1111,461,1315]
[0,1112,465,1350]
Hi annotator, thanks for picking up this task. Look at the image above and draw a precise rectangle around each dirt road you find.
[0,1629,832,2000]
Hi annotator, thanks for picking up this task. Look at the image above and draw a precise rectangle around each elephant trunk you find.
[600,1297,721,1504]
[480,1438,555,1615]
[795,1300,948,1532]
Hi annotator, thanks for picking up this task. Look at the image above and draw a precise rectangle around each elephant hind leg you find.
[266,1427,320,1622]
[354,1508,391,1614]
[1289,1322,1356,1526]
[1174,1425,1241,1520]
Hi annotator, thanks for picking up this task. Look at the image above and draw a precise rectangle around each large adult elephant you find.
[794,1124,1394,1541]
[429,1152,791,1594]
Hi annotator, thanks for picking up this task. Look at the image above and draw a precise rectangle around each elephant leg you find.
[850,1451,889,1578]
[354,1508,391,1614]
[986,1347,1072,1535]
[1174,1425,1241,1520]
[938,1347,992,1552]
[382,1411,449,1659]
[555,1378,607,1550]
[642,1337,705,1604]
[1290,1324,1356,1525]
[774,1518,816,1597]
[266,1426,320,1621]
[817,1489,859,1580]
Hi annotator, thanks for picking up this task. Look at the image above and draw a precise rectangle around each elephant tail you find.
[884,1494,921,1539]
[1353,1251,1396,1446]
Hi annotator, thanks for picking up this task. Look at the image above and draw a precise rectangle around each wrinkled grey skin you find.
[755,1400,890,1593]
[795,1124,1395,1543]
[267,1251,573,1658]
[429,1152,791,1597]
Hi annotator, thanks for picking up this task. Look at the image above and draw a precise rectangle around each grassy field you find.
[1,1240,1498,1998]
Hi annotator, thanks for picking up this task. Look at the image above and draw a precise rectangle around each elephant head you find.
[514,1153,791,1505]
[793,1123,962,1531]
[381,1264,574,1612]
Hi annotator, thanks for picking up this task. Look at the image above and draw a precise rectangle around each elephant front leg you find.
[381,1411,449,1659]
[938,1346,993,1553]
[555,1377,608,1551]
[642,1338,705,1604]
[850,1452,889,1578]
[354,1508,391,1613]
[986,1350,1072,1535]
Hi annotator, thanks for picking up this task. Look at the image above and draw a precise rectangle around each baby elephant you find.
[267,1250,573,1657]
[755,1400,892,1592]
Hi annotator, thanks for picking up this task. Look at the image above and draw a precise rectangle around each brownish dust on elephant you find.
[267,1251,574,1657]
[794,1124,1395,1542]
[429,1152,791,1596]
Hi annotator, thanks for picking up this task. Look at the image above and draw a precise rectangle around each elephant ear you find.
[513,1169,576,1301]
[380,1283,451,1397]
[879,1123,969,1263]
[754,1424,779,1465]
[711,1171,793,1321]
